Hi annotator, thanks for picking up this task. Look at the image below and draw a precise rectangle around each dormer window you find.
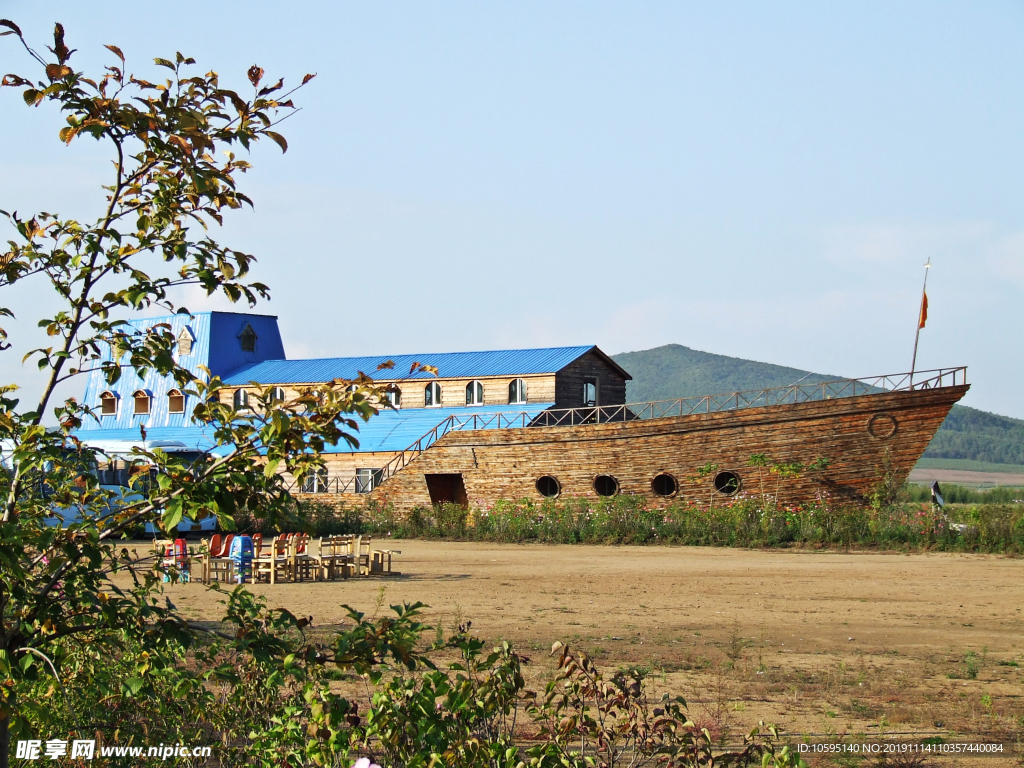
[508,378,527,405]
[233,388,250,411]
[239,324,257,353]
[99,391,118,416]
[133,390,151,416]
[466,380,484,406]
[424,382,442,407]
[176,328,193,356]
[167,389,185,414]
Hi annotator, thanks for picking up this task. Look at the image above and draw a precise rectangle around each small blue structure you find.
[229,535,254,583]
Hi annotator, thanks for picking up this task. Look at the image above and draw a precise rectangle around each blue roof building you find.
[73,312,630,471]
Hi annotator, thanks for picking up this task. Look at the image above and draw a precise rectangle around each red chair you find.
[208,534,223,558]
[162,539,190,582]
[252,533,264,556]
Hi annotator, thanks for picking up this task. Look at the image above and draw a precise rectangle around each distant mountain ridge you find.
[611,344,1024,466]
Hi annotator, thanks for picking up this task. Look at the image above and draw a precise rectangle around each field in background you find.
[151,542,1024,761]
[915,459,1024,475]
[910,459,1024,489]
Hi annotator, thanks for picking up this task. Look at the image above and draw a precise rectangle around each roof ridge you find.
[245,344,596,365]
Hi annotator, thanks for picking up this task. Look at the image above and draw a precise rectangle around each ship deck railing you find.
[530,365,968,426]
[290,366,966,495]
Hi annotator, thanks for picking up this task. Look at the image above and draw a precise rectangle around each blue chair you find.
[229,535,254,583]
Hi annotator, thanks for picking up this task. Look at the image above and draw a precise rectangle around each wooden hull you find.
[311,384,969,508]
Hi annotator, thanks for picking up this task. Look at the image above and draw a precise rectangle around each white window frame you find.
[167,388,186,415]
[99,391,119,416]
[132,390,151,416]
[384,386,402,409]
[466,380,484,406]
[424,381,442,407]
[355,468,383,494]
[233,388,250,411]
[508,378,528,405]
[301,467,329,494]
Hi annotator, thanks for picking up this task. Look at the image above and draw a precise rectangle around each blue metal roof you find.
[73,425,229,456]
[319,402,554,453]
[73,403,554,457]
[222,346,597,385]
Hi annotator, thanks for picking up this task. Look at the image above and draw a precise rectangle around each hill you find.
[612,344,1024,466]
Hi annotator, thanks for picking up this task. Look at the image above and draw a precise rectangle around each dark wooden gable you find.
[553,347,631,407]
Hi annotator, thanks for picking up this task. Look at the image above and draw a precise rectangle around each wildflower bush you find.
[319,495,1024,553]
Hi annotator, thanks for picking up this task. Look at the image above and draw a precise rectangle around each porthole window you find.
[466,380,484,406]
[99,391,118,416]
[593,475,619,497]
[424,381,442,407]
[713,470,741,496]
[132,390,151,416]
[536,475,560,498]
[167,389,186,414]
[651,473,678,497]
[385,386,402,408]
[233,388,250,411]
[867,413,898,439]
[509,378,527,405]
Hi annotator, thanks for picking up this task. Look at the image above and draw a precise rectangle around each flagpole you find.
[909,258,931,386]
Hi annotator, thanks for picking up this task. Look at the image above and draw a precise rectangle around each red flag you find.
[918,291,928,329]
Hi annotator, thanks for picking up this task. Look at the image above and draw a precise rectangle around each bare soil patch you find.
[139,541,1024,762]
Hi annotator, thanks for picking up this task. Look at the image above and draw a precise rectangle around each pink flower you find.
[352,759,382,768]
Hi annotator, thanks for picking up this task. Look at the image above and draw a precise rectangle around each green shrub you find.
[354,494,1024,553]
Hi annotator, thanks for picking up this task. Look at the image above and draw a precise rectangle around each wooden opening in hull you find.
[424,473,468,507]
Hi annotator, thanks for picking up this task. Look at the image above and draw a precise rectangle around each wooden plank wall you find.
[227,373,556,411]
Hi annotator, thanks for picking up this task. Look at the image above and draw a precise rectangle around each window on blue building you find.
[239,324,257,352]
[168,389,185,414]
[133,390,151,416]
[100,391,118,416]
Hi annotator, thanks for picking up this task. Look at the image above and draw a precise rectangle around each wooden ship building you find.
[75,312,969,508]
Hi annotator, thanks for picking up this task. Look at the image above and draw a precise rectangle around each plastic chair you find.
[229,535,254,584]
[208,534,236,583]
[161,539,190,582]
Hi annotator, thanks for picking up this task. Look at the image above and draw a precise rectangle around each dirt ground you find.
[142,541,1024,764]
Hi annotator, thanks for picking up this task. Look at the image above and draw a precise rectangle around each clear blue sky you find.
[2,2,1022,417]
